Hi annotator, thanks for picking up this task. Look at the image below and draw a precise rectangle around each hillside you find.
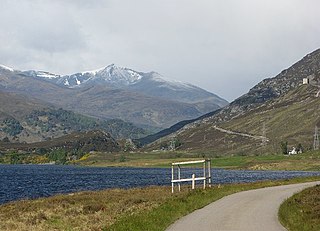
[144,49,320,155]
[136,109,221,146]
[0,130,120,153]
[169,85,320,154]
[0,91,147,143]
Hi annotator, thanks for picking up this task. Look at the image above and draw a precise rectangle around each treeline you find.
[24,108,148,139]
[0,118,23,136]
[0,148,85,165]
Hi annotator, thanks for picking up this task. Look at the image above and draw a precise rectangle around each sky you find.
[1,0,320,101]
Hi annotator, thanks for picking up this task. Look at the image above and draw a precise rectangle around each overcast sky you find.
[1,0,320,101]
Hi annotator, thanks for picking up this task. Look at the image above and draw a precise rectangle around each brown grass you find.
[1,177,320,231]
[0,186,177,231]
[279,185,320,231]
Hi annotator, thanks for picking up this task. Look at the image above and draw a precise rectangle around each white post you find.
[178,165,181,192]
[192,173,195,189]
[171,165,174,193]
[208,160,212,187]
[203,162,206,189]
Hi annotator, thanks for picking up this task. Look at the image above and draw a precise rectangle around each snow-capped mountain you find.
[0,64,228,128]
[23,64,228,109]
[56,64,144,88]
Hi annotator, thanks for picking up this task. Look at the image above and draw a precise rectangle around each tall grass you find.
[279,185,320,231]
[0,177,319,231]
[109,177,320,231]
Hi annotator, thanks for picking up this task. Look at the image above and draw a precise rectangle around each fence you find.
[171,159,211,193]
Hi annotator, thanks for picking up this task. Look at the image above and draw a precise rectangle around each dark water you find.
[0,164,319,204]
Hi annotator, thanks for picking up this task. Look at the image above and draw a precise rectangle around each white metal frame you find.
[171,159,211,193]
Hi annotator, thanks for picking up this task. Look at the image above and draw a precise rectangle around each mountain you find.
[0,90,147,143]
[0,130,120,154]
[0,64,228,129]
[23,64,228,114]
[143,48,320,155]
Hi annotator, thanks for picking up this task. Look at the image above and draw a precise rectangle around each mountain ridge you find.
[142,48,320,154]
[0,64,227,128]
[21,64,228,110]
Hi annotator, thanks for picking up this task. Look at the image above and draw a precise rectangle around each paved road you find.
[166,181,320,231]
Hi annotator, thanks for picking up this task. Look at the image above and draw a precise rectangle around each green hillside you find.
[148,84,320,155]
[0,91,148,143]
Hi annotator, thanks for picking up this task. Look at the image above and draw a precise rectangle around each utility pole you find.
[169,137,176,150]
[261,122,267,146]
[314,126,319,150]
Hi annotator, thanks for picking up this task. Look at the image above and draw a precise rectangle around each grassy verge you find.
[1,177,319,231]
[279,184,320,231]
[77,150,320,171]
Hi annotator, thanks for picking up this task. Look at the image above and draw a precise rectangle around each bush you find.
[280,141,288,154]
[2,118,23,136]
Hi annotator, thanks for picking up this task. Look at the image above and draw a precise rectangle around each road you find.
[213,125,269,142]
[166,181,320,231]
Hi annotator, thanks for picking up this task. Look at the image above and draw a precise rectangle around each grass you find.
[279,185,320,231]
[0,186,173,231]
[1,177,320,231]
[76,150,320,171]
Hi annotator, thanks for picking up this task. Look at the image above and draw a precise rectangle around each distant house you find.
[288,147,297,155]
[303,78,309,85]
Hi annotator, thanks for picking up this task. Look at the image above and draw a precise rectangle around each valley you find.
[1,2,320,231]
[1,49,320,169]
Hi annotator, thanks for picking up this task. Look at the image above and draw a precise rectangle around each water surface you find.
[0,165,319,204]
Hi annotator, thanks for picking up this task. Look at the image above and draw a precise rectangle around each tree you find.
[297,143,303,153]
[280,141,288,154]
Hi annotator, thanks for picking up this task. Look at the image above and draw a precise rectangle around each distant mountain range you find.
[144,48,320,155]
[0,64,227,143]
[0,64,227,129]
[23,64,228,112]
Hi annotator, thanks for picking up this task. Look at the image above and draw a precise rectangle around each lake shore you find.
[75,150,320,171]
[1,176,320,231]
[2,165,320,205]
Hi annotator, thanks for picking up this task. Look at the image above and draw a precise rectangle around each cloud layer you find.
[1,0,320,100]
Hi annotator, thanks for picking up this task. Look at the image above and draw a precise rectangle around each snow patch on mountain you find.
[23,70,60,79]
[64,79,70,86]
[0,64,14,72]
[36,71,60,79]
[81,66,106,75]
[149,72,196,90]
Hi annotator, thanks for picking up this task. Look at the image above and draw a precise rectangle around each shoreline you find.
[1,176,319,231]
[1,165,320,205]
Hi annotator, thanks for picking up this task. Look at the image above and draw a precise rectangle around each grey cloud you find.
[0,0,320,101]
